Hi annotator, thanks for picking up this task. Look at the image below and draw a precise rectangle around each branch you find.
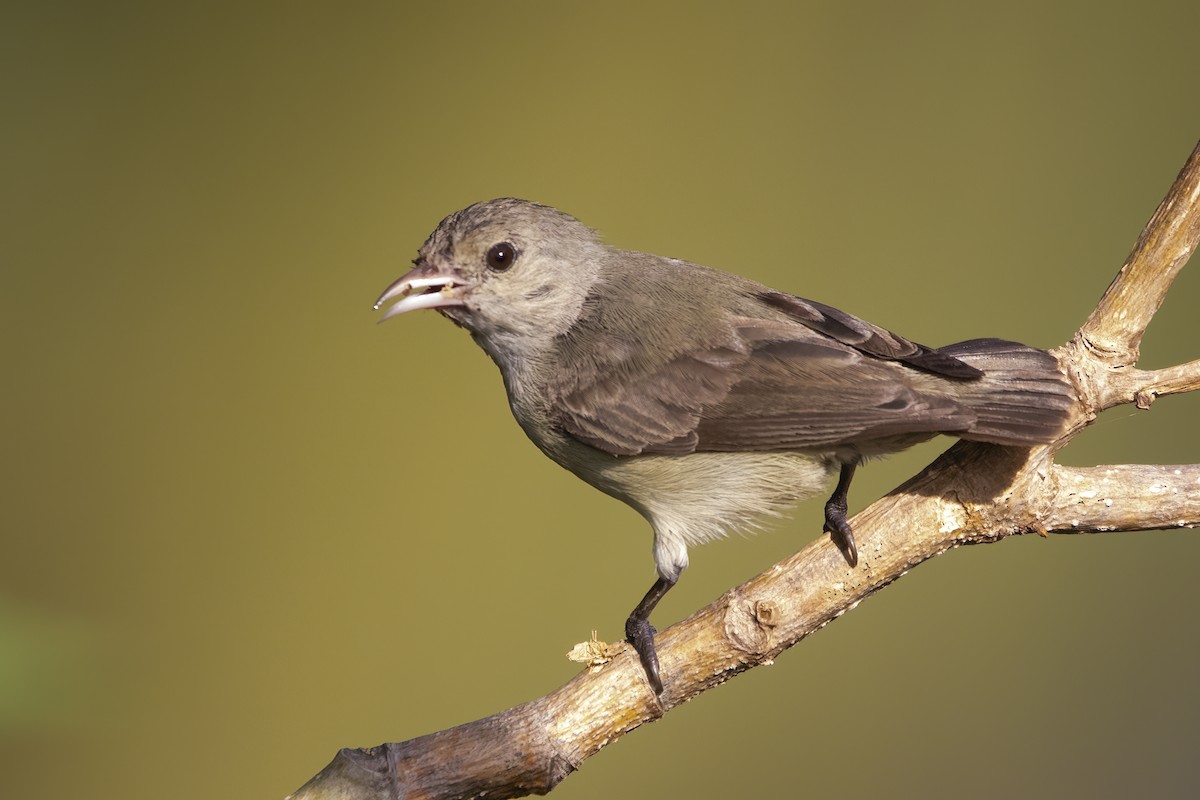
[1043,464,1200,533]
[1097,359,1200,410]
[1077,141,1200,364]
[290,140,1200,800]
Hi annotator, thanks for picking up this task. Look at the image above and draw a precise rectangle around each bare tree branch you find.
[1098,359,1200,410]
[1043,464,1200,533]
[1077,141,1200,363]
[289,139,1200,800]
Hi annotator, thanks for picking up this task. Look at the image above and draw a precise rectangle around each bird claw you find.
[625,616,664,694]
[824,500,859,567]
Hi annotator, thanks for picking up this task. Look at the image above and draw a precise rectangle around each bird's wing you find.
[551,290,982,456]
[753,291,982,379]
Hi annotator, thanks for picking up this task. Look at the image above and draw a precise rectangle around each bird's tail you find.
[937,338,1074,446]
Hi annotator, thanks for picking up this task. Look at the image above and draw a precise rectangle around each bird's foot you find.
[625,616,663,694]
[824,497,859,568]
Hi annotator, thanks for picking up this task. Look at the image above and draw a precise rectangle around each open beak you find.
[373,263,469,322]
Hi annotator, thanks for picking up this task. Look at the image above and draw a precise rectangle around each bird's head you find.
[374,199,607,354]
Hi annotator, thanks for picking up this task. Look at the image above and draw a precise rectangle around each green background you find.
[4,2,1199,798]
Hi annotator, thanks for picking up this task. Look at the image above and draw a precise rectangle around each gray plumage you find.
[376,197,1073,692]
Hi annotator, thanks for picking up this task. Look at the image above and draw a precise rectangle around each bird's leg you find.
[625,576,676,695]
[823,459,860,567]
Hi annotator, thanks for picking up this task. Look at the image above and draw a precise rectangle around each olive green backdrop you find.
[4,2,1199,798]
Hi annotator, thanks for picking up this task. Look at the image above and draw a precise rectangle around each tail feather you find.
[938,338,1074,446]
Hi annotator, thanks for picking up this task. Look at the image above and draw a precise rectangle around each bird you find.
[374,197,1073,694]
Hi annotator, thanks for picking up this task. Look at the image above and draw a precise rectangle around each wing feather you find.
[550,287,984,455]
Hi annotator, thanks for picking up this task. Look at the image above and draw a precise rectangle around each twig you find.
[1077,141,1200,363]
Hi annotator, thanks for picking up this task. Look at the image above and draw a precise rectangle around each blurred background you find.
[4,2,1199,798]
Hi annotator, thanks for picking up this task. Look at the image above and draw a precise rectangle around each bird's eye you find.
[485,242,517,271]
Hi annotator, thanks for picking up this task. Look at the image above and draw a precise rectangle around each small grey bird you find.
[375,198,1072,693]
